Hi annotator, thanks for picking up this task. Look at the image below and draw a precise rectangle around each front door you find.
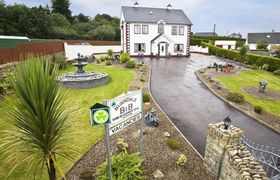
[159,43,166,56]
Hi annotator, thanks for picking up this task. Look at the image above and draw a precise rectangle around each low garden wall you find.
[202,42,280,72]
[190,45,209,54]
[204,122,268,180]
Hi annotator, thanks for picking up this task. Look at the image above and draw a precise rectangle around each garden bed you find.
[66,63,213,179]
[196,68,280,133]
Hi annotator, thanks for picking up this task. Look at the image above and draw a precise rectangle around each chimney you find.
[134,2,139,7]
[167,4,172,10]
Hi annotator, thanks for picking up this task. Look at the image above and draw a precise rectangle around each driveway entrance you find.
[143,54,280,155]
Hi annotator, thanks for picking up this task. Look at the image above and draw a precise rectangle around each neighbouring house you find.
[247,32,280,50]
[120,4,192,57]
[215,40,236,50]
[194,32,217,37]
[228,33,242,38]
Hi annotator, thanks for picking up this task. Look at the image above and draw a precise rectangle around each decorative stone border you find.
[195,70,280,135]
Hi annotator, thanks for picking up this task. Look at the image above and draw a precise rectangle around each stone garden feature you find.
[145,108,159,127]
[258,81,268,93]
[57,53,109,89]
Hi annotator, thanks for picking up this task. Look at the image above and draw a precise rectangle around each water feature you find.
[58,53,108,88]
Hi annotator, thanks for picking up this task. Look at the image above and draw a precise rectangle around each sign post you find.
[139,89,144,156]
[90,102,112,180]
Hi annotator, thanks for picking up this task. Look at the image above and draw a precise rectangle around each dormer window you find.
[158,22,164,34]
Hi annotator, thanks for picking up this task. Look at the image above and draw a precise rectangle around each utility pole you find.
[213,24,216,37]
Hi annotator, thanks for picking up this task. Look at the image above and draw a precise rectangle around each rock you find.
[144,102,151,111]
[153,169,164,179]
[164,132,170,137]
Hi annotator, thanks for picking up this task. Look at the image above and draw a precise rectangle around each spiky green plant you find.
[0,57,75,180]
[107,49,114,60]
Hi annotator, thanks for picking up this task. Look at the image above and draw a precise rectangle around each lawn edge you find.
[146,64,204,160]
[195,70,280,135]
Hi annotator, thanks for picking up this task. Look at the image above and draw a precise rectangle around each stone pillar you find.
[204,122,244,179]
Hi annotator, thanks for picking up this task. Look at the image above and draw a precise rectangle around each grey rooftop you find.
[121,6,192,25]
[248,32,280,44]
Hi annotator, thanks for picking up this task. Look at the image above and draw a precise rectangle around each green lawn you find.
[0,64,134,179]
[217,70,280,117]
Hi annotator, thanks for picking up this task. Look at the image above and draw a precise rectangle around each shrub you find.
[96,152,144,180]
[99,56,106,62]
[105,60,112,66]
[177,154,187,166]
[226,92,245,103]
[120,52,131,64]
[143,92,150,102]
[125,60,136,68]
[107,49,113,60]
[0,70,15,95]
[273,69,280,75]
[202,42,280,72]
[50,53,67,70]
[116,139,129,152]
[261,64,269,71]
[96,59,101,64]
[166,138,180,150]
[254,106,263,114]
[252,64,259,69]
[239,45,249,59]
[140,77,145,82]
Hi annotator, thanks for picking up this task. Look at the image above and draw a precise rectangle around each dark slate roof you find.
[121,6,192,25]
[194,32,217,36]
[248,32,280,44]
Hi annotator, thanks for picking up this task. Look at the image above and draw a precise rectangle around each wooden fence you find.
[0,41,64,65]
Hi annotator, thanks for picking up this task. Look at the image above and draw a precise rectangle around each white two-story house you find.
[120,5,192,57]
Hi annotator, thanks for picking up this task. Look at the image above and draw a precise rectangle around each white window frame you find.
[134,25,141,34]
[158,23,164,34]
[174,44,184,52]
[134,43,146,53]
[179,26,184,35]
[172,26,177,35]
[142,25,148,34]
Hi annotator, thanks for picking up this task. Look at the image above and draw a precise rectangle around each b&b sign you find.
[108,89,142,136]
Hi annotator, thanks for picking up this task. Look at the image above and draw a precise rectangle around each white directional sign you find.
[108,89,143,136]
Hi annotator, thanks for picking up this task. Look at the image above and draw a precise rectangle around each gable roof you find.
[248,32,280,44]
[194,32,217,36]
[121,6,192,25]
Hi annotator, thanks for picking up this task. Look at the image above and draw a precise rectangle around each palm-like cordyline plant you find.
[0,58,74,180]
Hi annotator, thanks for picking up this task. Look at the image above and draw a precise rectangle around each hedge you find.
[192,35,246,47]
[202,42,280,72]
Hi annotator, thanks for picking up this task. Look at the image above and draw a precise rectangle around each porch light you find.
[223,116,231,130]
[134,2,139,7]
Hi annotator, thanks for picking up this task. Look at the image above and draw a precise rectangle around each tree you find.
[0,0,5,6]
[239,45,249,60]
[257,40,268,50]
[0,58,74,180]
[275,46,280,58]
[87,25,116,40]
[51,0,72,22]
[76,13,89,23]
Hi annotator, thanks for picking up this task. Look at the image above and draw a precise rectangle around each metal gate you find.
[241,137,280,179]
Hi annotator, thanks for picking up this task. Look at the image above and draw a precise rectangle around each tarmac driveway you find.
[143,53,280,156]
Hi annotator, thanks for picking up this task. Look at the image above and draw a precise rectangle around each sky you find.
[4,0,280,38]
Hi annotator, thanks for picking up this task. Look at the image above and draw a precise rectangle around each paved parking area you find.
[143,53,280,156]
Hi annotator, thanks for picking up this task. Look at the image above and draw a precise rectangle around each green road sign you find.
[90,103,110,125]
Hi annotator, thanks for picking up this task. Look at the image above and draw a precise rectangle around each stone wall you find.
[204,122,268,180]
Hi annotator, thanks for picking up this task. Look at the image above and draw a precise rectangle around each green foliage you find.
[116,139,129,152]
[125,60,136,69]
[105,60,112,66]
[0,58,74,179]
[257,40,268,50]
[87,25,116,40]
[51,0,72,22]
[226,92,245,103]
[275,46,280,58]
[202,42,280,72]
[252,64,259,69]
[96,152,144,180]
[143,92,150,103]
[254,105,263,114]
[273,69,280,75]
[0,69,15,95]
[50,52,67,70]
[99,56,107,62]
[239,45,249,58]
[120,52,131,64]
[192,35,246,47]
[96,59,101,64]
[107,49,113,59]
[166,138,180,150]
[261,63,269,71]
[177,154,187,166]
